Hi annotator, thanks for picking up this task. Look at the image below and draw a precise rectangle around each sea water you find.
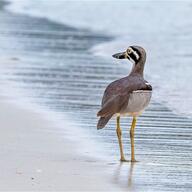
[6,0,192,118]
[2,1,192,191]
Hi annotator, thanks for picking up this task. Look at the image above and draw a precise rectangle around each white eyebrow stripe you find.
[128,55,135,64]
[133,50,140,60]
[127,47,140,63]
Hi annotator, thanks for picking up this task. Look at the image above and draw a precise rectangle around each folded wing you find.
[97,91,130,117]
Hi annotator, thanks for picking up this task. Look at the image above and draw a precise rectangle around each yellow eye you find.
[127,48,132,54]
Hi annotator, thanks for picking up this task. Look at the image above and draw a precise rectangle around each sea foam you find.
[6,0,192,117]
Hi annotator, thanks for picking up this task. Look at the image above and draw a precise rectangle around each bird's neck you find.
[130,53,146,76]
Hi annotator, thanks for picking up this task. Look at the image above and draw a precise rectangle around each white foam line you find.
[1,83,110,161]
[0,57,111,162]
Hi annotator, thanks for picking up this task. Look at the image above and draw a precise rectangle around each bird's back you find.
[101,73,150,107]
[97,73,152,129]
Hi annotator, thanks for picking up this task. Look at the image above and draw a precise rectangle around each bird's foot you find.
[120,158,139,163]
[131,159,138,163]
[120,158,129,162]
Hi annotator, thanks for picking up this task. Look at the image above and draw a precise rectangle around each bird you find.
[97,46,152,162]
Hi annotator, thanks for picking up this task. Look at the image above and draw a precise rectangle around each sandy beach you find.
[0,2,122,190]
[0,0,192,191]
[0,98,122,191]
[0,1,123,190]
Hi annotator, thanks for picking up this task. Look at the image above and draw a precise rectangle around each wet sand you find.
[0,0,192,191]
[0,99,123,191]
[0,1,122,191]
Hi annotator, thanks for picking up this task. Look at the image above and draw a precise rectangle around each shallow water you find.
[0,1,192,191]
[7,0,192,118]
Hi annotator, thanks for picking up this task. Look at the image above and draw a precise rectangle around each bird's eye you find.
[127,48,132,54]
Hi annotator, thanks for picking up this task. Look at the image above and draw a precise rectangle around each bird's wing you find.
[97,75,151,117]
[97,91,130,117]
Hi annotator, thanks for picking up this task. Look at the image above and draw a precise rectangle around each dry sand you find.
[0,98,122,191]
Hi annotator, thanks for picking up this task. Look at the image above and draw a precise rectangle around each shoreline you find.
[0,98,121,191]
[1,0,192,191]
[0,1,122,191]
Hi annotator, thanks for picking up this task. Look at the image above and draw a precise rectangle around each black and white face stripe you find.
[126,47,140,63]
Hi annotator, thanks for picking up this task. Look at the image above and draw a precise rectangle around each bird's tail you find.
[97,115,112,130]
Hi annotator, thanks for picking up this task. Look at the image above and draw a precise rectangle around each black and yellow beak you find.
[112,51,128,59]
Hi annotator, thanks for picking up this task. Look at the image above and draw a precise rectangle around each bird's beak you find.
[112,51,128,59]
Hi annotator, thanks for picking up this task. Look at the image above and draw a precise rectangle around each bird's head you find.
[112,46,145,64]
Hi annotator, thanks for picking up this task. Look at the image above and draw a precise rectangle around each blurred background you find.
[4,0,192,117]
[0,0,192,191]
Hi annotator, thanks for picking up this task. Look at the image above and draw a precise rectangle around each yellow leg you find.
[130,117,137,162]
[116,116,126,161]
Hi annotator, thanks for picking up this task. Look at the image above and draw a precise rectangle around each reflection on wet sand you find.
[128,163,135,189]
[114,162,136,191]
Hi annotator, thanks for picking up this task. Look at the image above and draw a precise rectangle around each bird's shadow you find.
[113,161,136,191]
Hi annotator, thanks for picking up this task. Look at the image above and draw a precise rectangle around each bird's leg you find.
[130,117,137,162]
[116,116,126,162]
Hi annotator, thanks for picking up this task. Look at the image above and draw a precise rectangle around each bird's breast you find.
[119,90,152,117]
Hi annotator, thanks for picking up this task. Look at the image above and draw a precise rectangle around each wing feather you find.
[97,91,129,117]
